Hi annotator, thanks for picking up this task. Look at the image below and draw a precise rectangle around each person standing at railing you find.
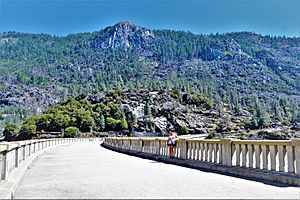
[167,128,177,159]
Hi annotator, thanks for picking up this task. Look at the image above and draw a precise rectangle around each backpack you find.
[168,135,176,145]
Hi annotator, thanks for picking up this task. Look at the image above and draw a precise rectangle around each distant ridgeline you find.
[0,21,299,129]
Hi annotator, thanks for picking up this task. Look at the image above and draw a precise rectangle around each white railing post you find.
[235,144,240,166]
[254,144,261,169]
[277,145,285,172]
[269,145,276,171]
[196,142,200,160]
[248,144,254,168]
[139,138,143,152]
[208,143,213,162]
[213,143,218,163]
[262,145,268,170]
[204,143,208,162]
[155,138,160,155]
[23,143,27,161]
[193,142,197,160]
[286,145,295,173]
[28,142,32,157]
[199,143,204,161]
[0,145,8,180]
[15,143,21,167]
[180,139,187,159]
[292,139,300,174]
[241,144,247,167]
[220,139,232,167]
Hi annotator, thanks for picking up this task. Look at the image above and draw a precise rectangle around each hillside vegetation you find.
[3,88,300,141]
[0,21,299,138]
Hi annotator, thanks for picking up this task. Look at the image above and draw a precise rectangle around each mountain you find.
[92,21,155,49]
[0,21,299,126]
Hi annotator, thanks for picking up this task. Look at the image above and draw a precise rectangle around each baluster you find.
[235,144,240,166]
[188,141,192,159]
[219,142,223,164]
[208,143,213,162]
[199,143,204,161]
[254,145,261,169]
[241,144,247,167]
[152,141,154,154]
[159,141,162,155]
[286,145,295,173]
[262,145,268,170]
[166,142,169,156]
[192,142,196,160]
[213,143,218,163]
[269,145,276,171]
[189,142,192,159]
[204,143,208,162]
[248,144,254,168]
[195,142,199,160]
[292,140,300,174]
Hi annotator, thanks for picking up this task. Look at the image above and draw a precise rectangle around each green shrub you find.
[237,136,245,140]
[206,132,216,139]
[106,117,116,130]
[191,93,212,109]
[181,126,189,134]
[19,123,36,139]
[3,123,19,141]
[64,126,79,138]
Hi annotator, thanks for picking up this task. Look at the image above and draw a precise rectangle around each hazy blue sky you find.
[0,0,299,37]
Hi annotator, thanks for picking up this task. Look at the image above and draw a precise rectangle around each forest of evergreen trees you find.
[0,22,299,138]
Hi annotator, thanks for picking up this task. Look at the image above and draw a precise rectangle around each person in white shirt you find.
[167,129,177,159]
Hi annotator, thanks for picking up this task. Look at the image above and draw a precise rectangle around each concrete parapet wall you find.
[103,137,300,186]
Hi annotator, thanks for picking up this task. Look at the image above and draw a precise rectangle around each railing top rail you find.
[128,138,140,141]
[0,143,19,152]
[141,138,157,141]
[0,144,8,152]
[105,137,299,146]
[231,139,292,145]
[188,139,220,143]
[0,138,81,153]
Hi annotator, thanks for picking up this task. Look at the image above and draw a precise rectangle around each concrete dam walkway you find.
[14,141,299,199]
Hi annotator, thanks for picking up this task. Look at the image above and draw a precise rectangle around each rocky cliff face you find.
[86,89,299,139]
[92,21,155,49]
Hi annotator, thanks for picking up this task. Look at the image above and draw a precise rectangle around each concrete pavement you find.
[14,141,300,199]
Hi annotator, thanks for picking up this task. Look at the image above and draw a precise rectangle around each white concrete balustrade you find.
[0,138,93,181]
[104,137,300,175]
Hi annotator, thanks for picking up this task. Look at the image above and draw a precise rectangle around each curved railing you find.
[103,137,300,185]
[0,138,94,181]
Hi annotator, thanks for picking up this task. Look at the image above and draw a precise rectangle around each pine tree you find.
[144,103,152,118]
[274,103,283,122]
[99,114,105,131]
[251,98,270,128]
[251,117,258,128]
[259,110,270,128]
[291,109,300,123]
[120,115,128,130]
[234,103,242,115]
